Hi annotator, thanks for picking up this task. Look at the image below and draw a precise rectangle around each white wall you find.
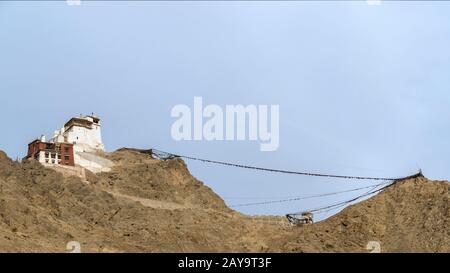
[65,124,105,152]
[38,151,59,165]
[74,151,114,173]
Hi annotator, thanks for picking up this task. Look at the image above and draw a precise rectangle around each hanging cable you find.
[310,183,387,215]
[229,182,392,208]
[287,180,397,216]
[151,149,422,181]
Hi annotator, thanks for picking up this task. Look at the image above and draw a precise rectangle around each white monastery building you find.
[26,114,113,173]
[55,115,105,153]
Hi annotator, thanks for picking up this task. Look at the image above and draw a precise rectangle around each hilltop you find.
[0,149,448,252]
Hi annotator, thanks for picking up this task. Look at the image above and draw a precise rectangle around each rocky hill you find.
[0,149,448,252]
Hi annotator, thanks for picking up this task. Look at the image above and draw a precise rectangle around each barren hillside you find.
[0,149,448,253]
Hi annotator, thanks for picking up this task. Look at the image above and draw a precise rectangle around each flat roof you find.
[64,117,93,130]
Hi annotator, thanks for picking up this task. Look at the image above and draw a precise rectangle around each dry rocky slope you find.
[0,149,448,253]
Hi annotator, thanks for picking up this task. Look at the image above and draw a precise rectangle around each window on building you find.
[64,147,70,152]
[64,155,70,161]
[45,152,49,158]
[57,154,61,159]
[51,160,55,164]
[51,153,56,159]
[45,159,49,163]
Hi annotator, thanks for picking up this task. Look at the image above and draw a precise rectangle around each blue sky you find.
[1,1,449,219]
